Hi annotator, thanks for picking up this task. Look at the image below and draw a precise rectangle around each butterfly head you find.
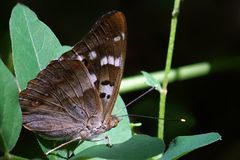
[107,115,120,129]
[82,115,119,139]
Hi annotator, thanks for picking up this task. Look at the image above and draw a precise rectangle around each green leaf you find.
[141,71,161,92]
[10,3,71,158]
[0,153,29,160]
[161,132,221,160]
[10,3,69,90]
[0,59,22,152]
[37,137,79,160]
[71,134,165,160]
[9,3,70,158]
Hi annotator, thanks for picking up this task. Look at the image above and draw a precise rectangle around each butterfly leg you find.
[45,136,83,155]
[105,136,112,147]
[90,136,112,147]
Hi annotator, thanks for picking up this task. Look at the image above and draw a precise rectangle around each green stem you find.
[3,152,28,160]
[158,0,181,139]
[120,62,210,93]
[120,57,240,94]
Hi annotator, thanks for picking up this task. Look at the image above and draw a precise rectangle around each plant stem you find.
[120,57,240,94]
[120,62,209,93]
[158,0,181,139]
[3,152,28,160]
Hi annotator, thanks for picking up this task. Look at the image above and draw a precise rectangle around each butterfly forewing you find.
[60,11,127,118]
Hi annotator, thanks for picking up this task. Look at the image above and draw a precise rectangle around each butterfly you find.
[19,10,127,151]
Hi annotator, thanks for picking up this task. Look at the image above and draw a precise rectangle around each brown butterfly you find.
[19,11,127,153]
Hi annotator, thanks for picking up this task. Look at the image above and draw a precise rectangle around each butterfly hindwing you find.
[20,60,103,140]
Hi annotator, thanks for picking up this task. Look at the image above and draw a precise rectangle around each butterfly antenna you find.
[126,87,155,108]
[117,114,186,122]
[115,87,155,116]
[45,136,82,156]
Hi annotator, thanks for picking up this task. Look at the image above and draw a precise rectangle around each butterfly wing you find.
[20,11,127,140]
[20,60,103,140]
[60,11,127,119]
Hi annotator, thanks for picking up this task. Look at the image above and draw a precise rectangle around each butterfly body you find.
[19,11,126,141]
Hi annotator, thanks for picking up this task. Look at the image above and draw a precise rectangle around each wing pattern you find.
[20,60,103,139]
[19,11,127,140]
[60,11,127,118]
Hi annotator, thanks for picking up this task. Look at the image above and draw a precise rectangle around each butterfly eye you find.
[109,116,119,128]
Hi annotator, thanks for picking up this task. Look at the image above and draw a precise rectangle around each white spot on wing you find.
[113,36,121,42]
[108,56,114,65]
[100,56,108,66]
[90,73,97,83]
[114,57,121,67]
[101,56,120,66]
[100,85,113,97]
[76,55,84,61]
[121,33,125,40]
[88,51,97,60]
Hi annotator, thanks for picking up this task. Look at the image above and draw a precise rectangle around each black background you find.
[1,0,240,159]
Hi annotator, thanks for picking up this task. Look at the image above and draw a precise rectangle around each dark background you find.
[1,0,240,159]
